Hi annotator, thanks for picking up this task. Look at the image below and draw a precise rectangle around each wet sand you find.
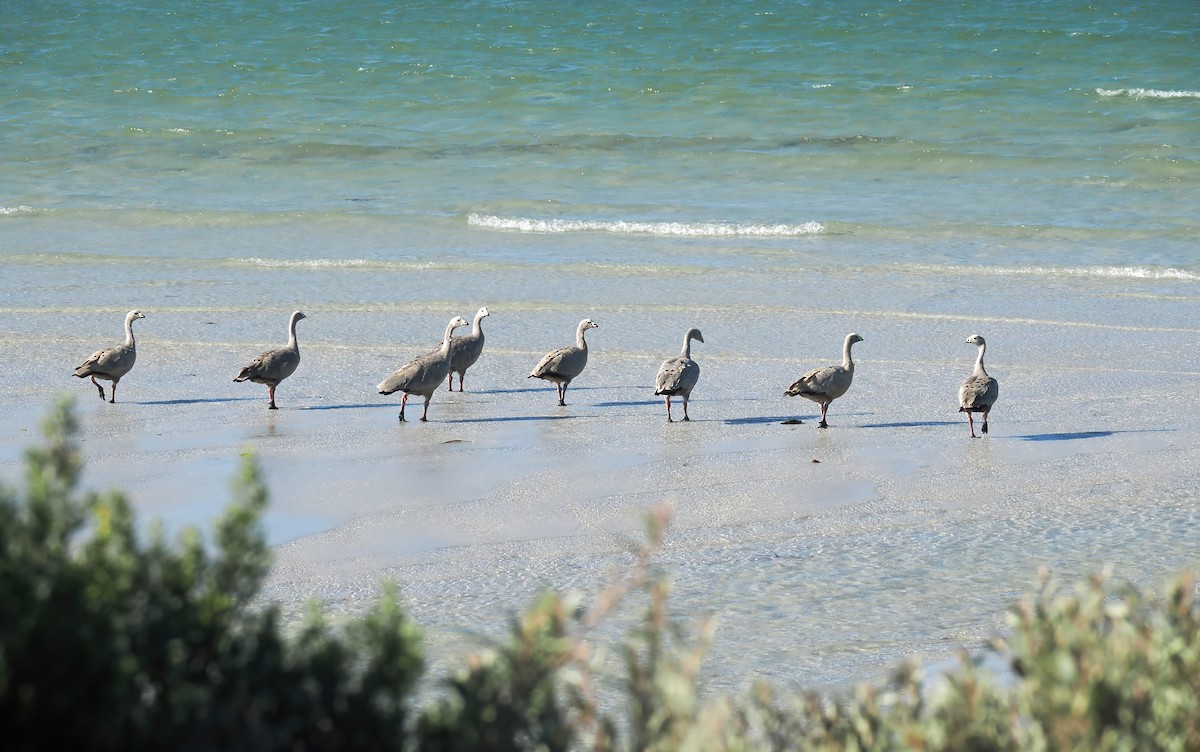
[4,298,1198,693]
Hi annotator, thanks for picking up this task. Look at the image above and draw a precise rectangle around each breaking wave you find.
[0,205,38,216]
[238,257,379,269]
[912,263,1200,282]
[467,213,824,237]
[1094,88,1200,100]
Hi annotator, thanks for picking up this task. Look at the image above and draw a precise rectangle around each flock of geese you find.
[72,308,1000,437]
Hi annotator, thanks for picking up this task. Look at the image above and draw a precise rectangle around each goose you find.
[378,315,469,421]
[959,334,999,438]
[234,310,306,409]
[785,333,863,428]
[655,327,704,422]
[73,309,145,403]
[529,318,598,406]
[446,306,490,392]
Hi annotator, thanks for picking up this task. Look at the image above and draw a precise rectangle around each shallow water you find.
[2,0,1199,693]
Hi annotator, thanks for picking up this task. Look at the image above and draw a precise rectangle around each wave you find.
[230,256,518,273]
[238,257,382,269]
[1094,88,1200,100]
[988,265,1200,281]
[467,213,824,237]
[908,263,1200,282]
[0,205,39,217]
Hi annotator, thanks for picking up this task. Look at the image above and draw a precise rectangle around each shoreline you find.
[5,339,1193,692]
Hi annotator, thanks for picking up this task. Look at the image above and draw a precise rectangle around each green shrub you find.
[0,397,423,751]
[1,398,1196,751]
[1004,569,1200,751]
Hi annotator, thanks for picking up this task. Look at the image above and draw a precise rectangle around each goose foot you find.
[817,420,828,428]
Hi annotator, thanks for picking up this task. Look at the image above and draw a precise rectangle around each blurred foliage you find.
[1,398,1197,751]
[0,397,423,751]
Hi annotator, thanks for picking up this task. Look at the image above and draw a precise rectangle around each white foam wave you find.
[1095,87,1200,100]
[239,257,376,269]
[922,264,1200,282]
[468,213,823,237]
[0,205,37,216]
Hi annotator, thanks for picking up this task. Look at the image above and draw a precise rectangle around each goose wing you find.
[531,345,586,380]
[786,365,852,400]
[237,347,300,384]
[655,357,699,396]
[959,374,999,411]
[449,332,485,372]
[378,348,449,395]
[75,344,135,379]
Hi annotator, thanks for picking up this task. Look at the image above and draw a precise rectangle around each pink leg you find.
[446,373,453,389]
[398,393,408,421]
[109,382,118,404]
[967,412,977,438]
[91,376,105,400]
[682,396,690,422]
[268,384,277,409]
[818,403,829,428]
[421,395,431,422]
[665,396,673,422]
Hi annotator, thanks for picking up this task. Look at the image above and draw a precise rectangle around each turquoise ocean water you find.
[3,1,1200,690]
[4,1,1198,268]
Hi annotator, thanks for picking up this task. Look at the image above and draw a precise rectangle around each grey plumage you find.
[655,327,703,422]
[529,318,598,406]
[785,333,863,428]
[378,315,469,421]
[958,334,999,438]
[446,306,489,392]
[234,310,306,409]
[73,309,145,403]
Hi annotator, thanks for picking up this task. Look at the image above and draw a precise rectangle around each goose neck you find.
[441,322,460,356]
[287,316,300,350]
[974,342,988,375]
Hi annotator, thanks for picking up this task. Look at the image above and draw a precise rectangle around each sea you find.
[2,0,1199,695]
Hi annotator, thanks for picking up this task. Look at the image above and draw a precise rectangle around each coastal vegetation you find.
[2,398,1197,751]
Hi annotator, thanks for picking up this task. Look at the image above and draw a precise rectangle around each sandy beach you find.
[4,265,1198,693]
